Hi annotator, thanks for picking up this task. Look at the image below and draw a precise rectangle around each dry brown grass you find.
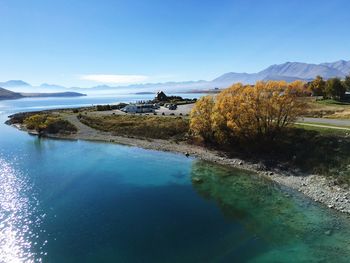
[79,114,189,140]
[303,98,350,118]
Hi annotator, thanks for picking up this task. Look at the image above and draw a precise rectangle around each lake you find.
[1,94,350,262]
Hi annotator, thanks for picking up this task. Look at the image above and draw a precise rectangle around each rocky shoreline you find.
[7,116,350,216]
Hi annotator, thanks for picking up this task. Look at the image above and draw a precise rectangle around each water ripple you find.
[0,158,46,262]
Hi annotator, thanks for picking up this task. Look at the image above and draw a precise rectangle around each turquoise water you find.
[1,95,350,262]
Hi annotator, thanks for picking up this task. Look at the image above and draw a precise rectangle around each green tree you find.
[309,75,326,97]
[325,78,346,100]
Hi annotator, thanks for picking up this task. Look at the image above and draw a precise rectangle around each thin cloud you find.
[80,74,149,84]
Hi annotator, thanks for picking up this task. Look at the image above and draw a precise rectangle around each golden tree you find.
[213,81,306,140]
[189,95,215,142]
[309,75,326,96]
[190,81,306,143]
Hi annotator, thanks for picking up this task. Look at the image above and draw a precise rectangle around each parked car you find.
[168,104,177,110]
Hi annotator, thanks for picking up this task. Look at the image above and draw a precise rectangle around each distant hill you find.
[212,60,350,86]
[0,87,24,100]
[0,87,86,100]
[21,91,87,98]
[0,80,30,87]
[40,83,66,90]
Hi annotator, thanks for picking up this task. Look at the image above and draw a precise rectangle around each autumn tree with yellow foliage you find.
[190,81,306,143]
[189,95,215,142]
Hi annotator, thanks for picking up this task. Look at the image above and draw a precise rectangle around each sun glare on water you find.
[0,158,46,263]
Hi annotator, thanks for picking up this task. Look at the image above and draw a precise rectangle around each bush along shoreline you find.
[6,112,77,136]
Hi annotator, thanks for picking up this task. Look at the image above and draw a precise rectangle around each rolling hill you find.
[0,87,24,100]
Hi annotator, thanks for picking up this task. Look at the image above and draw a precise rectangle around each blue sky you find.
[0,0,350,87]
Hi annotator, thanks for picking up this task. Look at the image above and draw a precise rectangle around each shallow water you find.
[1,95,350,262]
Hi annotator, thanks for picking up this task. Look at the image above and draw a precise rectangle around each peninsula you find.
[6,82,350,216]
[0,87,86,100]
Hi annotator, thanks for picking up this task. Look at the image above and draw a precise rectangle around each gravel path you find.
[300,117,350,126]
[296,122,350,131]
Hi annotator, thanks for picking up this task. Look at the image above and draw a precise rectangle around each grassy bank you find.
[248,128,350,185]
[78,114,189,140]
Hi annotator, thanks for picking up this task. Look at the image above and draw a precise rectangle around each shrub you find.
[96,105,112,111]
[24,114,77,134]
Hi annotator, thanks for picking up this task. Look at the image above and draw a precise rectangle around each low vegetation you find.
[96,103,128,111]
[24,114,77,134]
[79,114,189,140]
[303,97,350,118]
[262,128,350,184]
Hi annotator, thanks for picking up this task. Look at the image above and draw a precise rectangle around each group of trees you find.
[308,75,350,100]
[190,81,306,144]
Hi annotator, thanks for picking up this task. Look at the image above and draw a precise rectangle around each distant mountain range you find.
[1,60,349,93]
[0,80,30,88]
[0,87,86,101]
[212,60,350,86]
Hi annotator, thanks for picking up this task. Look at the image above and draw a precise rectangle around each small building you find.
[156,91,168,102]
[121,104,155,113]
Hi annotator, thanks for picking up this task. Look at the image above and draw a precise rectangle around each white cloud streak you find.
[80,74,149,84]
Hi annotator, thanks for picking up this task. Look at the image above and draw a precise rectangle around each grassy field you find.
[315,99,350,106]
[304,98,350,118]
[79,114,189,140]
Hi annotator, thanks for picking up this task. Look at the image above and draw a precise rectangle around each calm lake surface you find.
[1,94,350,262]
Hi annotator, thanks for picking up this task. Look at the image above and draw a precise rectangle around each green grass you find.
[295,124,348,136]
[316,99,350,106]
[294,122,350,136]
[79,114,189,140]
[299,121,350,128]
[214,125,350,185]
